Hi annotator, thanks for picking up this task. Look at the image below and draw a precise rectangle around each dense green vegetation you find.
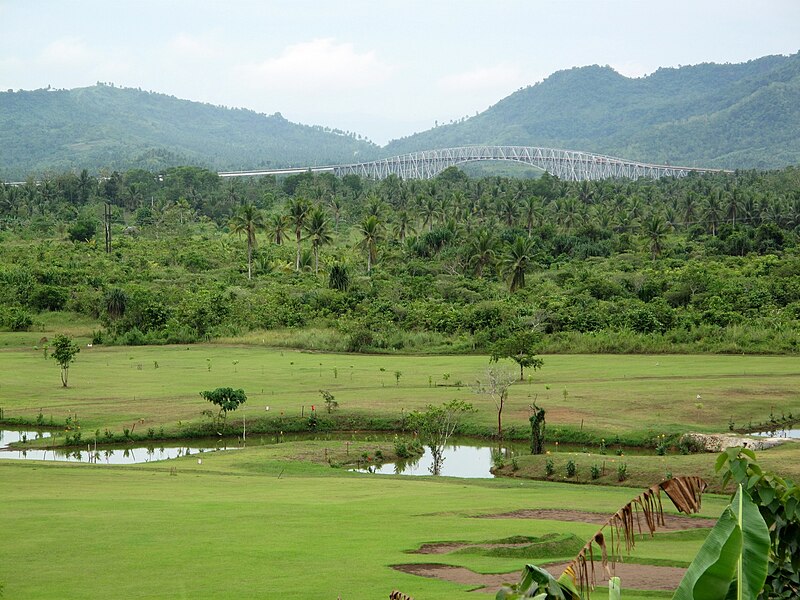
[0,83,378,179]
[2,165,800,355]
[387,52,800,169]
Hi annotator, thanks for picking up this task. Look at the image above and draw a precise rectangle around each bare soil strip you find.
[476,509,716,530]
[393,561,686,593]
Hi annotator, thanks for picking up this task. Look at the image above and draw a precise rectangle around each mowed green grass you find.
[1,336,799,438]
[0,443,730,600]
[1,328,794,598]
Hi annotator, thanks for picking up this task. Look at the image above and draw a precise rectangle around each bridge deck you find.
[218,146,733,181]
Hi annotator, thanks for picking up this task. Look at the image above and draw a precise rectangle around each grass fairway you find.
[2,336,797,598]
[1,341,799,439]
[0,443,730,600]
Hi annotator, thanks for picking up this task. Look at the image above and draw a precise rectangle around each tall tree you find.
[229,203,265,280]
[467,228,497,278]
[392,210,416,242]
[475,366,516,440]
[704,190,724,236]
[268,213,288,245]
[303,205,333,275]
[358,215,383,274]
[502,236,535,292]
[643,213,670,260]
[287,197,310,271]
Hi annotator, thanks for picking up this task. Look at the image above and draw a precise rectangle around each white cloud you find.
[169,33,221,60]
[438,63,526,93]
[39,37,92,66]
[236,38,390,91]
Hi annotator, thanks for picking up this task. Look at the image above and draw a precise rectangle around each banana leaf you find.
[672,486,769,600]
[496,564,581,600]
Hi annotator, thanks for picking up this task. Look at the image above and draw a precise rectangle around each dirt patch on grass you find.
[415,542,470,554]
[394,561,686,593]
[542,561,686,591]
[476,509,716,530]
[392,563,517,592]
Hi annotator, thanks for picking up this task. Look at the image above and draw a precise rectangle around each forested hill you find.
[0,84,378,180]
[385,52,800,170]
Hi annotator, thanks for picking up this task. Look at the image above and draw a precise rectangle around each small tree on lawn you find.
[200,387,247,432]
[51,334,80,387]
[320,389,338,413]
[491,331,544,381]
[475,366,516,440]
[407,400,475,475]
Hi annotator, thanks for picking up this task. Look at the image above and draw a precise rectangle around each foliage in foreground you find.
[500,450,797,600]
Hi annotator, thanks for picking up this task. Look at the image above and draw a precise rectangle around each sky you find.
[1,0,799,146]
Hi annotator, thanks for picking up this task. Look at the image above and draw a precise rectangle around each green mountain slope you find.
[385,52,800,169]
[0,84,378,179]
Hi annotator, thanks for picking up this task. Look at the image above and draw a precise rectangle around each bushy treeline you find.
[1,164,799,354]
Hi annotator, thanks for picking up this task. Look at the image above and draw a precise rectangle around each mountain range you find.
[2,51,799,179]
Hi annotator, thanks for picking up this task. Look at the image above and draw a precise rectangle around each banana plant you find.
[672,484,769,600]
[496,564,582,600]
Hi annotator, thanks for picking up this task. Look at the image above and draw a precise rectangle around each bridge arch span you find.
[219,146,731,182]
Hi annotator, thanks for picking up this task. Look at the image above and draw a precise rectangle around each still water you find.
[752,428,800,439]
[0,428,634,477]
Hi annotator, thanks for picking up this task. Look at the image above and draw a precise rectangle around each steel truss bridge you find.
[218,146,731,182]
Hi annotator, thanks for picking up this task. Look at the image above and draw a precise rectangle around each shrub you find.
[590,464,601,480]
[566,459,576,478]
[394,436,422,459]
[492,450,506,470]
[617,463,628,481]
[345,328,373,352]
[0,306,32,331]
[545,459,554,477]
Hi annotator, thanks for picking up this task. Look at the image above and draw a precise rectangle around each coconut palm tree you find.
[726,188,743,227]
[467,228,498,278]
[498,196,519,227]
[682,191,699,227]
[704,190,724,236]
[522,196,544,236]
[502,236,535,292]
[287,197,310,271]
[392,210,416,242]
[420,196,438,232]
[268,213,289,245]
[358,215,383,274]
[328,195,343,230]
[229,203,265,280]
[303,206,333,275]
[643,213,670,260]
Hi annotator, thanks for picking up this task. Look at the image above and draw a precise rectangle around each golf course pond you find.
[0,428,646,476]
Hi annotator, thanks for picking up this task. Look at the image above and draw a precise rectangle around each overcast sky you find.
[1,0,798,145]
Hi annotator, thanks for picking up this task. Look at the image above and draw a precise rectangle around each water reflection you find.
[0,444,240,464]
[360,444,515,478]
[752,428,800,439]
[0,429,52,446]
[0,428,242,464]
